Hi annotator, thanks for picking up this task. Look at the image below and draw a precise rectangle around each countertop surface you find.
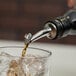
[0,40,76,76]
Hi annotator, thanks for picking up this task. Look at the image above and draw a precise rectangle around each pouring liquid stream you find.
[21,43,29,57]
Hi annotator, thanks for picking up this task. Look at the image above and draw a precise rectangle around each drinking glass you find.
[0,46,52,76]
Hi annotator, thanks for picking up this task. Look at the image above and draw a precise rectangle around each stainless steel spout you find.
[30,28,52,42]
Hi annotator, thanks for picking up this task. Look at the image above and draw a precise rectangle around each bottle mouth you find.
[44,21,57,39]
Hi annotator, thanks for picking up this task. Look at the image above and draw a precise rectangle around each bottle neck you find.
[45,9,76,39]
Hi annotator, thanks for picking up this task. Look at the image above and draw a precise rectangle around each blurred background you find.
[0,0,76,45]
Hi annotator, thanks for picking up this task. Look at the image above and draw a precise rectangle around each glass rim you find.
[0,46,52,58]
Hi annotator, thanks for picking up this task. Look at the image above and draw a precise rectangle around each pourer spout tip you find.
[24,28,51,44]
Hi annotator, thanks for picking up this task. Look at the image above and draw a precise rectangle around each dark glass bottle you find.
[44,9,76,39]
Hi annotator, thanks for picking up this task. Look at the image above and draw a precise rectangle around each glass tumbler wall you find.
[0,46,52,76]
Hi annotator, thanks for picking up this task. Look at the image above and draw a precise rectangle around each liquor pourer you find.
[31,28,52,42]
[24,23,56,44]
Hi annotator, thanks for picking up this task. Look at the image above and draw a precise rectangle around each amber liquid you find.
[21,43,29,57]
